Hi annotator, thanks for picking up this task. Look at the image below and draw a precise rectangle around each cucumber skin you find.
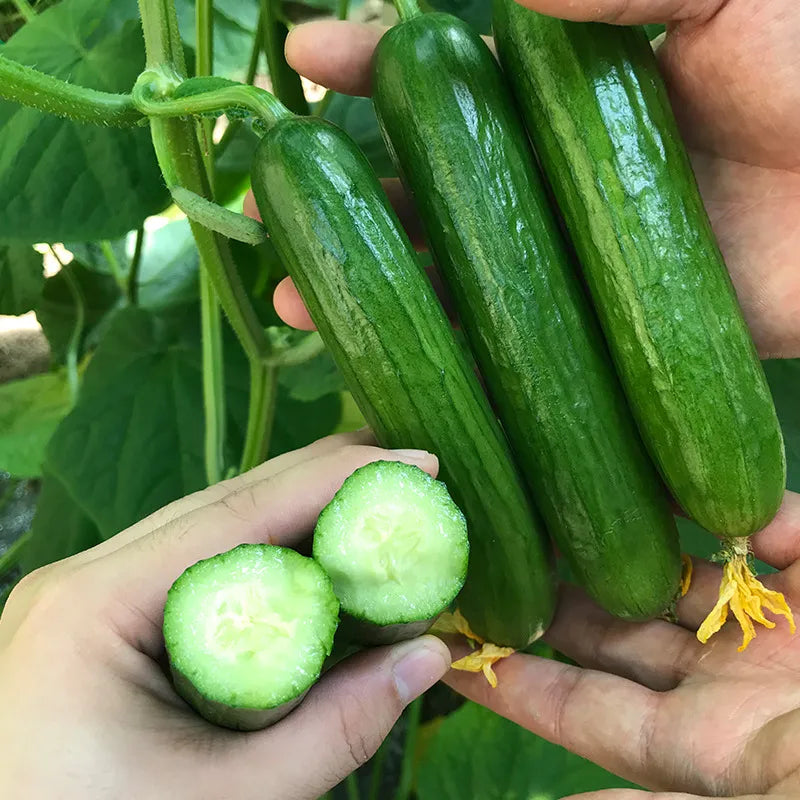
[337,615,436,646]
[492,2,785,537]
[373,14,680,618]
[251,117,555,648]
[171,668,307,732]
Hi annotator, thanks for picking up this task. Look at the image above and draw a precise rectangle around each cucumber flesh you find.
[163,544,339,731]
[313,461,469,633]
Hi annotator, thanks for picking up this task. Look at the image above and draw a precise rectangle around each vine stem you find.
[100,241,126,293]
[128,227,144,305]
[139,0,275,477]
[10,0,35,23]
[196,0,226,486]
[393,0,422,22]
[0,57,141,126]
[48,246,83,402]
[239,364,279,473]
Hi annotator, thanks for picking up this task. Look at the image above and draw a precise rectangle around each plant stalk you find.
[392,0,422,22]
[239,364,279,472]
[196,0,226,486]
[139,0,273,479]
[0,57,142,126]
[10,0,36,22]
[128,227,144,305]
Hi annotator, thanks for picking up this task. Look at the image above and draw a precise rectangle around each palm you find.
[445,493,800,798]
[656,0,800,358]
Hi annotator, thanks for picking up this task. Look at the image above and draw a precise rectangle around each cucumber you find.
[492,2,785,537]
[163,544,339,731]
[372,8,680,618]
[313,460,469,643]
[251,116,555,648]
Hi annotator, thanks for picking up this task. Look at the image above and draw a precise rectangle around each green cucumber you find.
[314,460,469,643]
[163,544,338,731]
[251,116,555,648]
[492,2,785,537]
[372,8,680,618]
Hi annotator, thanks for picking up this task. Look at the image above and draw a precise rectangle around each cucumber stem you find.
[392,0,422,22]
[0,56,142,126]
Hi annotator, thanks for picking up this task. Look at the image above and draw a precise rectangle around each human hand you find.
[0,431,450,800]
[243,0,800,359]
[444,490,800,800]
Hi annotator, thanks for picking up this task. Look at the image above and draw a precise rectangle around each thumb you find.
[229,635,450,799]
[513,0,725,25]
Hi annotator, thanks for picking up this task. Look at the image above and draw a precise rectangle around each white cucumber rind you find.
[163,544,339,728]
[313,461,469,628]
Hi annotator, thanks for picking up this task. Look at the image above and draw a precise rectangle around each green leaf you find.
[35,261,121,364]
[65,239,129,276]
[0,371,73,478]
[416,702,638,799]
[0,241,44,315]
[0,0,169,241]
[175,0,259,78]
[763,358,800,489]
[279,348,345,402]
[644,24,666,40]
[424,0,492,34]
[43,306,210,539]
[137,219,200,310]
[23,469,102,572]
[323,94,397,179]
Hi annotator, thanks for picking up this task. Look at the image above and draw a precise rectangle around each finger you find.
[562,792,763,800]
[91,445,438,655]
[274,277,316,331]
[673,557,724,631]
[285,20,385,96]
[76,429,377,561]
[220,636,450,800]
[513,0,725,25]
[543,585,700,690]
[443,651,661,787]
[749,490,800,571]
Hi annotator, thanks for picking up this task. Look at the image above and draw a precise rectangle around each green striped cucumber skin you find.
[373,13,680,618]
[251,117,555,648]
[493,1,785,537]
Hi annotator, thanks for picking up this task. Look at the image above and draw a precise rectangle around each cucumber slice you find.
[163,544,339,731]
[313,461,469,641]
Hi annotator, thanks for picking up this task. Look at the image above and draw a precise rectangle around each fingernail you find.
[392,637,450,704]
[392,448,432,462]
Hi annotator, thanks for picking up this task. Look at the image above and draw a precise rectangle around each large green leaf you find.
[34,261,121,364]
[0,242,44,315]
[43,306,210,539]
[424,0,492,34]
[0,0,168,241]
[0,371,73,478]
[323,94,396,179]
[23,469,102,572]
[175,0,259,77]
[416,702,638,799]
[42,305,343,545]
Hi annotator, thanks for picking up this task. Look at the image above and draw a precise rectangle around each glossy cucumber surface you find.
[493,1,785,536]
[373,13,680,617]
[252,117,555,647]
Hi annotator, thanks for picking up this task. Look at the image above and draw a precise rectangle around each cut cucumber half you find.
[313,461,469,641]
[163,544,339,731]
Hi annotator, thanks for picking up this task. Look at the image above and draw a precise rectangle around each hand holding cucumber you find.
[238,0,800,797]
[0,432,450,799]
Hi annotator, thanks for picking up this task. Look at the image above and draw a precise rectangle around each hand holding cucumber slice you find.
[314,460,469,644]
[163,544,339,731]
